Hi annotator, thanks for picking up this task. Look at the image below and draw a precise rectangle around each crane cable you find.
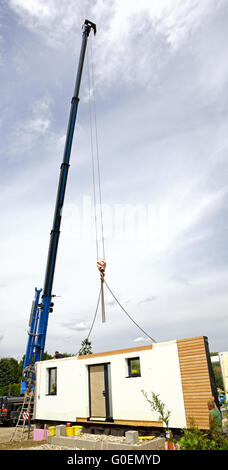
[87,34,106,323]
[104,280,157,343]
[85,35,156,344]
[90,38,105,261]
[87,38,98,259]
[87,286,101,340]
[87,35,105,261]
[84,279,157,345]
[76,287,101,356]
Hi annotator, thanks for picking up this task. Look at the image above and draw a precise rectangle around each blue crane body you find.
[21,20,96,394]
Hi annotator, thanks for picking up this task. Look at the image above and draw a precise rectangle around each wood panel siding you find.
[177,336,213,430]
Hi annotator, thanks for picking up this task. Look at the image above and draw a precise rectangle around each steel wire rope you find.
[76,287,101,356]
[87,40,99,260]
[87,286,101,340]
[75,39,102,356]
[85,34,155,342]
[89,35,106,260]
[104,280,157,343]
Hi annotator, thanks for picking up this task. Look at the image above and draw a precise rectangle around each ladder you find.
[10,393,33,441]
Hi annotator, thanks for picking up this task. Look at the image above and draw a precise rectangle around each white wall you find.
[219,352,228,401]
[35,340,187,428]
[35,357,89,422]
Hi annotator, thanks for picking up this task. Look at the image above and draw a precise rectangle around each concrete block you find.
[47,434,166,450]
[55,425,66,436]
[125,430,138,444]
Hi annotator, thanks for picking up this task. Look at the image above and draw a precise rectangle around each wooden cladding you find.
[177,336,212,430]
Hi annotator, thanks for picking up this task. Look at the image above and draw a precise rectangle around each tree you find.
[0,358,20,388]
[213,365,223,389]
[78,338,92,356]
[0,352,55,396]
[43,351,53,361]
[0,357,21,395]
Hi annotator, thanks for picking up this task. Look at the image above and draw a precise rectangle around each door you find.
[89,363,112,420]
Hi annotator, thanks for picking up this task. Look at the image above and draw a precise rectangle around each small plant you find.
[142,390,171,430]
[78,338,92,356]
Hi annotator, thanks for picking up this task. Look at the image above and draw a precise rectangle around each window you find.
[127,357,141,377]
[48,367,57,395]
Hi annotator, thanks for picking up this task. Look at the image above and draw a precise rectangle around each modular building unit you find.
[34,336,217,430]
[219,351,228,402]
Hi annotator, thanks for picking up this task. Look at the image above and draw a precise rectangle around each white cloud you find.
[165,186,228,250]
[67,321,90,332]
[90,0,224,88]
[0,35,4,64]
[8,95,53,155]
[8,0,226,89]
[10,0,52,18]
[8,0,84,46]
[166,186,228,248]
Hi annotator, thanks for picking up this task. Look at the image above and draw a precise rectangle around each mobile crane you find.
[21,19,96,394]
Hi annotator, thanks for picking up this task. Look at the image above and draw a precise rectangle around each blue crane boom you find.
[21,20,96,393]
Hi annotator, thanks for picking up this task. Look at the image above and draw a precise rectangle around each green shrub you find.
[177,419,228,450]
[178,426,217,450]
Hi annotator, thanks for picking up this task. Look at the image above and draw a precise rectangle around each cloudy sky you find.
[0,0,228,360]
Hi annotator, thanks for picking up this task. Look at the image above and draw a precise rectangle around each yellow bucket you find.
[72,425,83,436]
[48,426,55,437]
[66,426,74,436]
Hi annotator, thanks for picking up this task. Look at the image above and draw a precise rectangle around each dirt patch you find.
[0,426,13,443]
[0,439,48,450]
[0,426,46,450]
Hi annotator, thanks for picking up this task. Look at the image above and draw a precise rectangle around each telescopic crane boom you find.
[21,20,96,393]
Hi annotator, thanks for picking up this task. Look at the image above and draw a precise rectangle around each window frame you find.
[47,367,57,395]
[127,356,141,378]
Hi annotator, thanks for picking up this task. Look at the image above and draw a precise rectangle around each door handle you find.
[102,390,106,397]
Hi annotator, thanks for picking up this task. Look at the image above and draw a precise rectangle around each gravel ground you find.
[19,433,128,450]
[19,444,81,450]
[0,426,162,450]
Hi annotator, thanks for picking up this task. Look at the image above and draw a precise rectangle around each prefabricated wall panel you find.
[34,336,214,430]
